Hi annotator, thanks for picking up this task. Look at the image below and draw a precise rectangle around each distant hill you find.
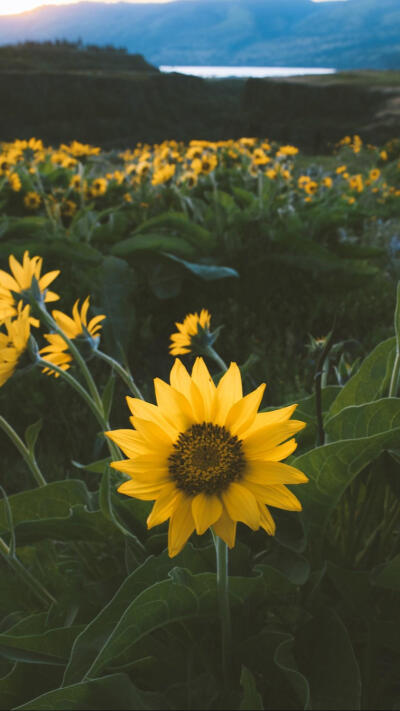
[0,0,399,70]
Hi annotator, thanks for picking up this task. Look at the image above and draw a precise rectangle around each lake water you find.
[160,66,336,79]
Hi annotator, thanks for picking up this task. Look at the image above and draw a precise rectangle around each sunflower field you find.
[0,134,400,710]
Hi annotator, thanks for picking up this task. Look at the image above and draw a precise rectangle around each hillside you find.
[0,0,399,70]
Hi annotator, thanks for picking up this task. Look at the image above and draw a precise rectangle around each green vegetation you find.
[0,132,399,710]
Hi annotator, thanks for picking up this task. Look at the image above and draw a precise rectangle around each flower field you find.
[0,134,399,710]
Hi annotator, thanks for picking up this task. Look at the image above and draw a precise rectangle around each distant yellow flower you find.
[349,174,364,193]
[24,191,41,210]
[170,309,212,356]
[369,169,380,182]
[151,164,176,186]
[91,178,108,197]
[380,150,388,161]
[61,200,77,217]
[70,175,82,190]
[40,297,105,376]
[304,181,318,195]
[0,251,59,323]
[252,149,270,166]
[0,304,31,387]
[322,177,333,188]
[107,358,307,557]
[8,173,21,192]
[298,175,310,188]
[276,145,299,157]
[265,169,277,180]
[123,192,133,203]
[336,165,347,175]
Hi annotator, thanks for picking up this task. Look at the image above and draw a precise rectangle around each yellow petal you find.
[38,270,60,291]
[243,421,305,458]
[245,404,298,436]
[258,503,276,535]
[222,482,260,530]
[245,460,308,485]
[245,483,302,511]
[130,416,175,447]
[105,429,149,458]
[147,483,180,528]
[225,383,265,436]
[153,379,194,432]
[9,254,27,288]
[168,494,195,557]
[126,397,179,440]
[212,507,237,548]
[0,269,19,293]
[117,479,164,500]
[215,363,243,425]
[191,358,216,420]
[110,460,169,483]
[169,358,192,399]
[191,493,222,535]
[52,310,78,337]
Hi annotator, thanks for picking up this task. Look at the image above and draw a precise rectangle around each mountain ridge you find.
[0,0,399,69]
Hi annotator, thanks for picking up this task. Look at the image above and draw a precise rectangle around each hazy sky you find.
[0,0,348,17]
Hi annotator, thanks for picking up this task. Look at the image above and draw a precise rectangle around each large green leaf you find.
[296,608,361,710]
[0,625,83,665]
[95,255,136,358]
[0,662,63,711]
[163,252,239,280]
[9,505,124,545]
[371,554,400,591]
[0,481,90,535]
[294,423,400,533]
[328,338,396,417]
[111,233,196,259]
[81,569,260,679]
[16,672,162,710]
[133,211,216,251]
[240,666,263,710]
[274,636,311,710]
[326,397,400,441]
[63,545,215,685]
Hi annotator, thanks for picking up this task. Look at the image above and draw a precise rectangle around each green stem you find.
[0,536,56,608]
[0,415,46,487]
[95,350,144,400]
[36,359,121,461]
[204,345,228,372]
[213,531,232,689]
[36,303,104,412]
[389,351,400,397]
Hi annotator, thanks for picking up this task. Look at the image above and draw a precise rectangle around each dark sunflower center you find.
[168,422,245,496]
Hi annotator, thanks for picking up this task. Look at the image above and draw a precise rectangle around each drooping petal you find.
[245,483,302,511]
[258,503,276,535]
[245,404,298,437]
[147,483,180,528]
[222,482,260,530]
[168,494,195,557]
[191,493,222,535]
[212,507,237,548]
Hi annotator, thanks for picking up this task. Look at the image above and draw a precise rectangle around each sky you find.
[0,0,348,17]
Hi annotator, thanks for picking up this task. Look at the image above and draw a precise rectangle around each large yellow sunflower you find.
[0,251,59,323]
[0,304,31,387]
[169,310,212,356]
[40,297,105,376]
[107,358,307,557]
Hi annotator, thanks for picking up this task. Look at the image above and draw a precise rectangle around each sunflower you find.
[0,303,31,387]
[0,251,59,323]
[40,297,105,376]
[107,358,307,557]
[24,191,41,210]
[169,309,212,356]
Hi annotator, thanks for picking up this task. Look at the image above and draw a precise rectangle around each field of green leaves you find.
[0,134,399,710]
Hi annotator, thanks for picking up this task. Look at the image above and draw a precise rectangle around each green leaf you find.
[133,211,216,251]
[294,422,400,534]
[274,636,311,710]
[394,282,400,352]
[10,505,123,545]
[15,672,162,710]
[0,662,64,711]
[63,546,214,685]
[326,398,400,441]
[371,554,400,591]
[0,481,90,535]
[240,666,263,710]
[111,233,196,259]
[24,420,42,453]
[328,338,396,417]
[0,625,83,665]
[147,261,182,299]
[163,252,239,280]
[99,467,143,545]
[72,457,111,475]
[296,608,361,710]
[0,487,16,558]
[95,256,136,358]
